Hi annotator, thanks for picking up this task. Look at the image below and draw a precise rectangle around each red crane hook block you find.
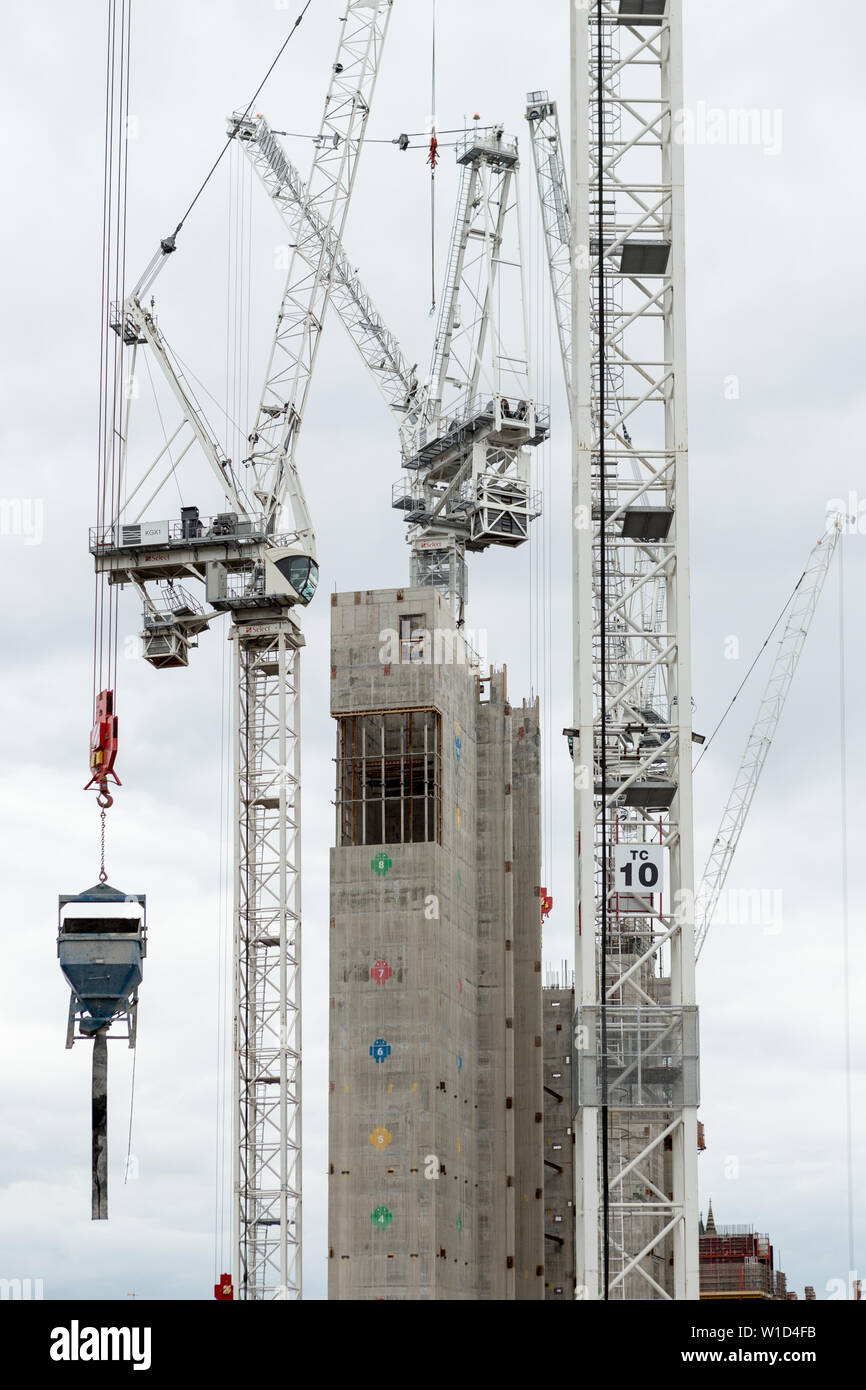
[84,688,122,798]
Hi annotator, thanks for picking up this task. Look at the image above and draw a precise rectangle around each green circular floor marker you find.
[371,1205,393,1231]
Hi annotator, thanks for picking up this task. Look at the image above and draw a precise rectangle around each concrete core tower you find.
[328,586,544,1298]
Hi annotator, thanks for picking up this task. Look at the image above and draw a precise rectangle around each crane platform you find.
[90,511,269,585]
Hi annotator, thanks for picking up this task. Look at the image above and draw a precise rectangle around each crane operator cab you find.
[264,543,319,607]
[57,882,146,1047]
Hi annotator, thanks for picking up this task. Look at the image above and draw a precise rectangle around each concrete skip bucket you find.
[57,881,147,1219]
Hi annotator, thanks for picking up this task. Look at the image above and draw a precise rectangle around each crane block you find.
[84,688,122,792]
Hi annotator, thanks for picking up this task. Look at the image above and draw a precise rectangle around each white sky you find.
[0,0,863,1301]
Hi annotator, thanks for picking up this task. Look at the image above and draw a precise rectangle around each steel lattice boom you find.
[243,0,395,537]
[694,522,842,961]
[526,92,573,410]
[232,112,422,460]
[240,115,549,625]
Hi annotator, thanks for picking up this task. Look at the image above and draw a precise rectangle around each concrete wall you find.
[510,695,544,1297]
[328,587,543,1299]
[542,986,576,1298]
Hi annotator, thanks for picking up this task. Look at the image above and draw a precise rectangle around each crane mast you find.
[570,0,699,1299]
[695,522,842,960]
[232,0,394,1300]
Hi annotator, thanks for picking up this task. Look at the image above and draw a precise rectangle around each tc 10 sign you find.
[613,843,664,895]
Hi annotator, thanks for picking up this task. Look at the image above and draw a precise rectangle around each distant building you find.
[698,1201,789,1300]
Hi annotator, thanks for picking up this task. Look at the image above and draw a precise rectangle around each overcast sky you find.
[0,0,863,1302]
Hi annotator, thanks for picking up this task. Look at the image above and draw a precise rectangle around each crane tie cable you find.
[134,0,315,294]
[694,561,812,771]
[595,0,610,1303]
[428,0,438,313]
[176,0,314,234]
[270,127,465,145]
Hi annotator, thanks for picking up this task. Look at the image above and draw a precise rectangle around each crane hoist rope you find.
[428,0,438,313]
[87,0,133,877]
[58,3,142,1227]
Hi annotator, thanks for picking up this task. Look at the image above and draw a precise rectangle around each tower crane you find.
[238,116,549,622]
[91,0,396,1299]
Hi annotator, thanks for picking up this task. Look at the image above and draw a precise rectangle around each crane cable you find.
[213,142,254,1281]
[90,0,133,878]
[172,2,314,239]
[838,540,855,1285]
[133,0,316,299]
[428,0,438,313]
[213,147,237,1288]
[269,126,466,145]
[529,164,554,919]
[693,559,815,773]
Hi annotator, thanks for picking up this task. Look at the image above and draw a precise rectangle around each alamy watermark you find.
[0,1277,44,1299]
[828,495,866,534]
[673,887,784,937]
[674,102,783,157]
[379,625,489,669]
[0,497,43,546]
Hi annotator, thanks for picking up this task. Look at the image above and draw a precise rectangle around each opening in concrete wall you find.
[337,710,441,847]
